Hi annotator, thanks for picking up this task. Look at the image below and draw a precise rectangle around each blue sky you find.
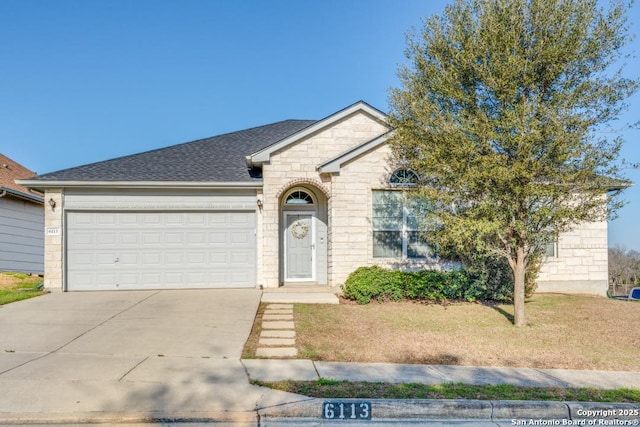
[1,0,639,250]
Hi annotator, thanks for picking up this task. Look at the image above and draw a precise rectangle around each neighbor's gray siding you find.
[0,196,44,274]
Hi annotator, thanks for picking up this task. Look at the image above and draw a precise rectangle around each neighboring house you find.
[0,154,44,274]
[19,101,609,294]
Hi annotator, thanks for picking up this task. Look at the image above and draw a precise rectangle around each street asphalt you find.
[0,290,638,426]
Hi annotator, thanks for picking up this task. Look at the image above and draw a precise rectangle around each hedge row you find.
[341,266,511,304]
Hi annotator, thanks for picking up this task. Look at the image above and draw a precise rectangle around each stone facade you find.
[43,188,64,291]
[537,220,609,295]
[259,110,389,288]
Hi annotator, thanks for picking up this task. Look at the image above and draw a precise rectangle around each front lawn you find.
[0,272,45,305]
[245,294,640,372]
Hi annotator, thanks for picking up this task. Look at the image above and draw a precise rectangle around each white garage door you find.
[66,211,256,291]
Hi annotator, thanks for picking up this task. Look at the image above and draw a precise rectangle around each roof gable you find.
[317,131,394,173]
[247,101,389,167]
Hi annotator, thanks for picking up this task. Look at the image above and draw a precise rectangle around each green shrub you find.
[341,265,518,304]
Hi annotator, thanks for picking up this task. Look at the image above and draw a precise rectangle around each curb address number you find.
[323,401,372,420]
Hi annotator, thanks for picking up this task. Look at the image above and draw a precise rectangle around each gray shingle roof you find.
[31,119,317,183]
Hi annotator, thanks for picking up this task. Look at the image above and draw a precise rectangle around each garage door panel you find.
[187,232,206,245]
[96,213,117,225]
[94,232,116,246]
[67,211,256,290]
[142,252,162,266]
[97,273,117,286]
[208,232,228,245]
[142,272,161,284]
[71,232,94,246]
[165,233,183,245]
[68,252,93,266]
[142,232,162,245]
[164,252,184,265]
[186,252,206,265]
[118,253,139,266]
[119,215,140,226]
[142,214,163,225]
[119,232,139,245]
[230,231,252,245]
[230,250,252,265]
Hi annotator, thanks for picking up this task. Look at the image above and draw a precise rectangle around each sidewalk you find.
[242,359,640,389]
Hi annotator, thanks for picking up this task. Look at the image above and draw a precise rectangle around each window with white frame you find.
[372,190,431,258]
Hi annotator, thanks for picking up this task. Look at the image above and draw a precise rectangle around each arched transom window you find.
[390,169,419,186]
[285,190,314,205]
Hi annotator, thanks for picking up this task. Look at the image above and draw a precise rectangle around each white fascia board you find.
[317,131,394,174]
[249,101,389,165]
[16,180,263,191]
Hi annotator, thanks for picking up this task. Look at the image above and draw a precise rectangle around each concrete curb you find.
[258,399,640,424]
[0,400,637,425]
[0,410,258,425]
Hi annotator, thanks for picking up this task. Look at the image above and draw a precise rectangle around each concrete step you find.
[263,285,341,293]
[261,292,339,304]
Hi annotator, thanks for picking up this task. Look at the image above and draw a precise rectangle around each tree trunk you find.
[512,248,527,327]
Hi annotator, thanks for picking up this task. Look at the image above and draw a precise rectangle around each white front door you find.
[284,213,314,281]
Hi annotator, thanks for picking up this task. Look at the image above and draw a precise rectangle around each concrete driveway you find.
[0,289,303,424]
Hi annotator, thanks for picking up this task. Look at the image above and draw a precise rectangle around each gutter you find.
[0,186,44,204]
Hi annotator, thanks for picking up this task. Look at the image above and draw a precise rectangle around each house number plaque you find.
[322,401,372,420]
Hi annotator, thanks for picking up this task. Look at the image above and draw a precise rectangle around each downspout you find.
[0,189,7,198]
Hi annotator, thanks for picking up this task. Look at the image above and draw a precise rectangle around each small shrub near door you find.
[341,266,512,304]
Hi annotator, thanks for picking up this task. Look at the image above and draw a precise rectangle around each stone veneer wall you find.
[327,146,391,285]
[260,111,389,288]
[43,188,64,291]
[537,220,609,296]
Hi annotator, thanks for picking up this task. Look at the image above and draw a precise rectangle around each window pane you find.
[286,191,313,205]
[405,197,432,230]
[373,231,402,258]
[390,169,419,185]
[545,241,556,257]
[407,231,431,258]
[372,191,403,230]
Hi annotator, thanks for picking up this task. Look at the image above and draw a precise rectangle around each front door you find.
[284,213,313,280]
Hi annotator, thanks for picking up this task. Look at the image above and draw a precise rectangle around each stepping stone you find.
[262,314,293,321]
[264,309,293,314]
[262,321,295,330]
[266,304,293,310]
[258,338,296,346]
[261,330,295,338]
[256,347,298,357]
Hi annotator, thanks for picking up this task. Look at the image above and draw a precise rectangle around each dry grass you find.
[284,294,640,371]
[0,272,45,305]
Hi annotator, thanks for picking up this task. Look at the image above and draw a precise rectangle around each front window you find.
[372,190,430,258]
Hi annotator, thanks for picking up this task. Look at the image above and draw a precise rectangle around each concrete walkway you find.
[243,359,640,389]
